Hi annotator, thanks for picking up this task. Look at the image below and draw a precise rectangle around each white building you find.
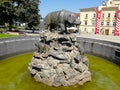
[80,0,120,35]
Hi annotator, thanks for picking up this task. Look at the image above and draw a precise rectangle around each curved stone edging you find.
[77,37,120,65]
[0,36,39,60]
[0,36,120,65]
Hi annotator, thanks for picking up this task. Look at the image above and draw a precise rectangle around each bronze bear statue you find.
[45,9,80,33]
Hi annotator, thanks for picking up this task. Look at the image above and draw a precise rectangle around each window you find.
[85,14,88,18]
[85,21,87,25]
[112,30,114,34]
[114,13,116,18]
[93,14,96,18]
[110,2,112,5]
[108,13,111,18]
[107,22,110,26]
[102,13,104,18]
[113,22,116,26]
[84,28,87,31]
[92,21,95,25]
[101,22,104,26]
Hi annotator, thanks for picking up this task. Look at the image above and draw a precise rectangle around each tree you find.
[0,0,17,31]
[25,0,41,32]
[15,0,41,32]
[0,0,41,32]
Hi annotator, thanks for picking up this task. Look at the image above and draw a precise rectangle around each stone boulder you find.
[28,32,91,87]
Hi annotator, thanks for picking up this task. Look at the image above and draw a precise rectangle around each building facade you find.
[79,0,120,35]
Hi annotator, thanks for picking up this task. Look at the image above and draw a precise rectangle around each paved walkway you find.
[77,34,120,44]
[7,32,120,43]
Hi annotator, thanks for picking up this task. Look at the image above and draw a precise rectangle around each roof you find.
[76,13,80,17]
[80,7,97,12]
[80,6,118,12]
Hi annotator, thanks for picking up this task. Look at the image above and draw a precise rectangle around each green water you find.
[0,53,120,90]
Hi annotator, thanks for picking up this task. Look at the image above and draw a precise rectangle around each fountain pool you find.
[0,53,120,90]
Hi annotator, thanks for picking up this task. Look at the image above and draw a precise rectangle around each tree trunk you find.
[32,29,35,33]
[9,19,13,31]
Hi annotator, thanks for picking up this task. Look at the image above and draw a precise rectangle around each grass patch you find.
[0,54,120,90]
[0,33,18,39]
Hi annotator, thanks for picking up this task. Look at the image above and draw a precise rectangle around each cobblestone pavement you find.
[77,34,120,43]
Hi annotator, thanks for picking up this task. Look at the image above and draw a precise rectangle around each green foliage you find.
[0,0,41,31]
[0,28,4,33]
[27,0,41,31]
[0,0,17,31]
[17,0,41,30]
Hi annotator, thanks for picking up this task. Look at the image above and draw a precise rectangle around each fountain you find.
[28,10,91,87]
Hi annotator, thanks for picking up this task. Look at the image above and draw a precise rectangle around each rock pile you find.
[28,32,91,87]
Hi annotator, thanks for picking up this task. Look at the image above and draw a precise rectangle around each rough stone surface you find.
[28,21,91,87]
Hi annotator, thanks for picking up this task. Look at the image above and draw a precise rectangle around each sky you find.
[39,0,106,18]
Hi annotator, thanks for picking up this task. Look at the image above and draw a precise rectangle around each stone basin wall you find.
[0,36,39,60]
[77,37,120,65]
[0,35,120,66]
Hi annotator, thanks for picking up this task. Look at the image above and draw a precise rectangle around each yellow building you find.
[80,0,120,35]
